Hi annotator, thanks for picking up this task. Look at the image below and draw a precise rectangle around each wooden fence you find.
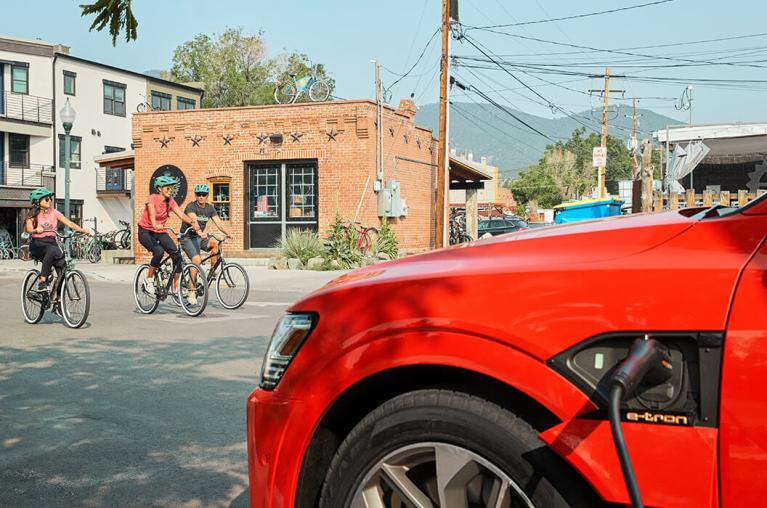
[651,189,758,212]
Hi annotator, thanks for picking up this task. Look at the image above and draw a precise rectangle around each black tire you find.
[60,270,90,328]
[319,390,598,508]
[178,263,208,317]
[88,243,102,264]
[134,264,159,314]
[215,263,249,309]
[21,269,45,324]
[117,230,131,250]
[137,102,147,113]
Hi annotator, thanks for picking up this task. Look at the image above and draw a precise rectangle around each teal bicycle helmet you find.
[29,187,54,202]
[154,175,179,189]
[194,184,210,194]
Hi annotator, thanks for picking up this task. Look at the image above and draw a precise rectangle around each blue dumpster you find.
[553,198,624,224]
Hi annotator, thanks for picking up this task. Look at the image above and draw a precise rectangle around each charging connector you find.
[608,335,673,508]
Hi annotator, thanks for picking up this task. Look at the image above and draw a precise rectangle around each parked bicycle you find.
[21,231,91,328]
[194,234,249,309]
[449,211,473,245]
[136,92,157,113]
[133,226,208,317]
[115,220,131,250]
[343,221,379,254]
[273,67,331,104]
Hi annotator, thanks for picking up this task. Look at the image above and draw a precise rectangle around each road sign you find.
[593,146,607,167]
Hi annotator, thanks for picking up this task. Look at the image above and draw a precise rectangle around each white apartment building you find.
[0,35,202,245]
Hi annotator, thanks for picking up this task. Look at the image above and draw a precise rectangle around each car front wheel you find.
[319,389,597,508]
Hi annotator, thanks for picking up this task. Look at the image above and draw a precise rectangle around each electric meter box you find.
[377,180,403,217]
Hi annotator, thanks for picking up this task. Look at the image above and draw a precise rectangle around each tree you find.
[80,0,137,46]
[169,28,335,108]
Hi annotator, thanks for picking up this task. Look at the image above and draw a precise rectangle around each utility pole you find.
[640,139,653,213]
[372,60,384,182]
[589,67,624,199]
[627,98,641,179]
[435,0,452,248]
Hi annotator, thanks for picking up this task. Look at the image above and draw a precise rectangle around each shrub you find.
[324,212,362,269]
[376,217,398,259]
[275,228,323,264]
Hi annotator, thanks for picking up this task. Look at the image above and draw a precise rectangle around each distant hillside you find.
[415,102,681,178]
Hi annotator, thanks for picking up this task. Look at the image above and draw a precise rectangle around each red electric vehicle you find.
[247,194,767,508]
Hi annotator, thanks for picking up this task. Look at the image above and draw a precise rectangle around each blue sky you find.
[5,0,767,125]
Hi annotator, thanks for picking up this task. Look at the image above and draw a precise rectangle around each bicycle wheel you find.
[21,269,45,324]
[18,245,30,261]
[117,230,131,250]
[216,263,249,310]
[178,263,208,317]
[137,102,147,113]
[274,83,298,104]
[60,270,90,328]
[88,243,102,263]
[134,264,160,314]
[359,227,379,254]
[309,80,331,102]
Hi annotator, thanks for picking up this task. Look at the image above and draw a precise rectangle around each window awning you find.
[94,150,134,169]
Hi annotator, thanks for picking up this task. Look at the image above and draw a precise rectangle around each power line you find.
[386,27,440,89]
[469,0,675,29]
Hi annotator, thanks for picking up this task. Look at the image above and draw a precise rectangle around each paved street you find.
[0,264,342,507]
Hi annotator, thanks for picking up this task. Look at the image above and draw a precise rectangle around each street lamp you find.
[60,98,76,238]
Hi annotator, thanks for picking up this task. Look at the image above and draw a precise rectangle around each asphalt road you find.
[0,268,334,508]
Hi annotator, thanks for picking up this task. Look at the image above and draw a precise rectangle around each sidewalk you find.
[0,260,347,292]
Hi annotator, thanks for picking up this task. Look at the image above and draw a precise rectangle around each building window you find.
[103,145,125,154]
[9,134,30,168]
[151,91,171,111]
[11,65,29,94]
[55,199,83,227]
[177,97,196,110]
[209,178,231,221]
[287,164,316,219]
[250,167,280,219]
[63,71,76,96]
[105,168,125,191]
[103,81,126,116]
[58,134,82,169]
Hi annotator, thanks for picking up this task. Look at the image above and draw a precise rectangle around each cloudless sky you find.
[4,0,767,127]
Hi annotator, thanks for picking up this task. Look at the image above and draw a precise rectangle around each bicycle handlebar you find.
[206,233,230,243]
[164,226,196,239]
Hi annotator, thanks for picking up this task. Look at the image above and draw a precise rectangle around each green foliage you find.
[508,128,632,208]
[275,228,322,265]
[376,218,398,259]
[169,28,334,108]
[323,213,362,269]
[80,0,138,45]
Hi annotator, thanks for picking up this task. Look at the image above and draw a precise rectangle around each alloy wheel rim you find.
[351,442,535,508]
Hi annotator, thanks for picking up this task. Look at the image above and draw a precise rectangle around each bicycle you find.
[133,227,208,317]
[115,220,131,250]
[20,231,91,328]
[194,234,249,310]
[342,222,379,254]
[136,92,158,113]
[273,67,331,104]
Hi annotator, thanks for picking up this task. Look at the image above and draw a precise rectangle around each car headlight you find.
[259,313,315,390]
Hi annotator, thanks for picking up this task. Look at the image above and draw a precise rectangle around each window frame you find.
[55,199,84,227]
[103,80,127,117]
[63,70,76,96]
[286,163,317,221]
[209,176,232,222]
[8,134,30,168]
[151,91,172,111]
[11,64,29,94]
[58,134,83,169]
[177,97,196,110]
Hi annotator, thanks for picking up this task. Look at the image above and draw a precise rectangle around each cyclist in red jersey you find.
[137,176,201,295]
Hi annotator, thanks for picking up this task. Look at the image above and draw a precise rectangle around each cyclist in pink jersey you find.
[137,176,201,295]
[25,187,92,291]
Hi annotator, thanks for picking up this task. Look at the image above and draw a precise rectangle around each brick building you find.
[130,99,438,259]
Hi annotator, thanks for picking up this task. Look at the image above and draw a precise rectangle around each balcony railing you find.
[0,92,54,125]
[96,167,133,196]
[0,162,55,188]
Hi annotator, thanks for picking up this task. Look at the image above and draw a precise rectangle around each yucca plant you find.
[275,228,323,265]
[324,212,362,269]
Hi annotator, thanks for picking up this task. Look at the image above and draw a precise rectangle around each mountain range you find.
[415,102,681,178]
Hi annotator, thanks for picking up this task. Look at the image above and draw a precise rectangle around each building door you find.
[246,161,318,249]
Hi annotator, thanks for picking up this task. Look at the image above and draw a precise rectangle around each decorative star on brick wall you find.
[291,132,303,143]
[403,134,409,144]
[416,138,422,149]
[158,136,171,148]
[389,127,395,137]
[326,129,339,142]
[256,133,268,144]
[223,134,234,145]
[190,135,203,147]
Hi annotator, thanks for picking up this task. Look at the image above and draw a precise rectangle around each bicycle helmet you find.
[194,184,210,194]
[29,187,54,203]
[154,175,179,189]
